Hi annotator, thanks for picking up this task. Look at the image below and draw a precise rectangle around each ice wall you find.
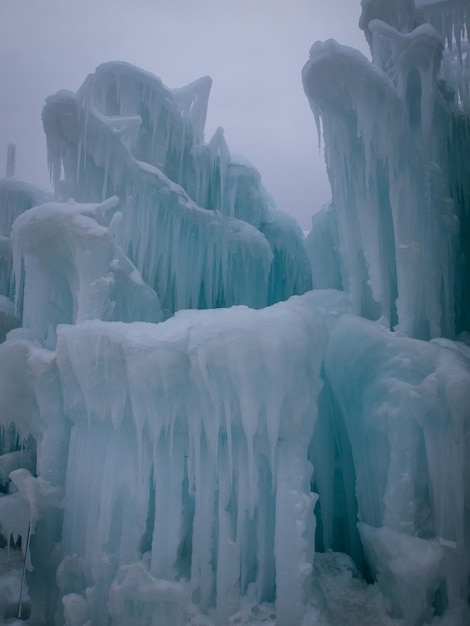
[1,1,470,625]
[325,316,470,624]
[0,292,331,626]
[0,326,67,623]
[1,287,469,625]
[54,295,325,626]
[304,0,469,339]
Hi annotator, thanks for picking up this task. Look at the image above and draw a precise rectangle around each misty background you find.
[0,0,368,229]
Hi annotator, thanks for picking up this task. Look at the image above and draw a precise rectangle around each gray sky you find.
[0,0,368,229]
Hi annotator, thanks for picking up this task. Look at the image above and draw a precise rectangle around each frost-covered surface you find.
[0,1,470,625]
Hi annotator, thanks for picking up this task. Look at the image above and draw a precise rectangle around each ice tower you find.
[0,1,469,625]
[305,0,470,340]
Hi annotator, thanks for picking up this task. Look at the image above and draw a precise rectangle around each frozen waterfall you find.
[0,1,470,625]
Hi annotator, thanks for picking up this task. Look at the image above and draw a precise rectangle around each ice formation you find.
[0,1,469,625]
[41,62,311,314]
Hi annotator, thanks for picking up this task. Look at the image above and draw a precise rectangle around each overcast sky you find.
[0,0,368,229]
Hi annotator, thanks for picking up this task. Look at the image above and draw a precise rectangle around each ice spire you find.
[303,0,470,339]
[5,143,16,178]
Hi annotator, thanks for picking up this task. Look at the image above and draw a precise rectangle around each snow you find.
[0,1,470,625]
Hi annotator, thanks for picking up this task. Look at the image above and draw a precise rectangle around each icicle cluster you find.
[42,62,311,314]
[54,295,325,626]
[304,0,470,339]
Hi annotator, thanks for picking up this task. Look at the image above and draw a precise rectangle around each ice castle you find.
[0,1,469,624]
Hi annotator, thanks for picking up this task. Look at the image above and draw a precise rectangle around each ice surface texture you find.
[1,1,470,625]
